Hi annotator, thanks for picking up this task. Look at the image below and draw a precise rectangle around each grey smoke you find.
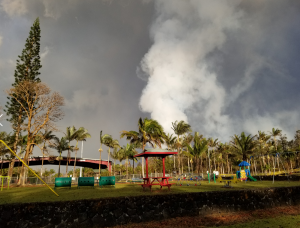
[139,0,300,141]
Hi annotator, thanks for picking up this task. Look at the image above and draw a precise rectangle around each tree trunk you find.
[173,155,176,170]
[126,157,128,181]
[142,143,145,178]
[113,159,116,176]
[8,110,22,178]
[58,160,61,177]
[41,152,44,177]
[181,153,183,174]
[133,159,135,175]
[1,156,3,175]
[108,148,111,176]
[213,153,216,171]
[65,150,70,176]
[98,147,102,177]
[259,157,263,173]
[200,156,203,174]
[208,152,211,175]
[73,148,78,177]
[178,150,181,175]
[19,143,31,186]
[267,156,271,174]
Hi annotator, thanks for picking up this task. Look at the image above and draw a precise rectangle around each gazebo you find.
[134,148,177,191]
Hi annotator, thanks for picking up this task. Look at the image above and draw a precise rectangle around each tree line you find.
[118,119,300,178]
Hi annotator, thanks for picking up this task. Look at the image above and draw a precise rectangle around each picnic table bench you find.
[130,178,144,184]
[219,176,233,188]
[140,177,172,191]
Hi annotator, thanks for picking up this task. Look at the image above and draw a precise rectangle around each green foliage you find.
[230,132,256,160]
[48,137,69,176]
[121,117,166,149]
[5,18,42,128]
[171,120,192,137]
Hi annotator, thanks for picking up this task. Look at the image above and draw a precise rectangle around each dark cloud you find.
[0,0,154,168]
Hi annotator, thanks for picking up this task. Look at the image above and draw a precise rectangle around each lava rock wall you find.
[0,186,300,228]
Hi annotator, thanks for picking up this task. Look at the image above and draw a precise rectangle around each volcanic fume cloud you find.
[138,0,300,141]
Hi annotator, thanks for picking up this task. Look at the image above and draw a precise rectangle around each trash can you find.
[54,177,71,189]
[78,177,94,189]
[99,176,115,188]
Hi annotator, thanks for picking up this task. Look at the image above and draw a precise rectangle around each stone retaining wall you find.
[1,186,300,228]
[252,175,300,181]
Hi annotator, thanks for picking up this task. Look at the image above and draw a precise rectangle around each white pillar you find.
[80,141,83,177]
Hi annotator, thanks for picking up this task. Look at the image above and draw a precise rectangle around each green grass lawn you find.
[208,215,300,228]
[0,181,300,205]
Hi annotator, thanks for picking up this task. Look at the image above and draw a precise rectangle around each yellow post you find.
[0,140,59,197]
[0,176,10,191]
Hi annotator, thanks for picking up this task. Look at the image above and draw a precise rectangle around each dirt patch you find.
[114,205,300,228]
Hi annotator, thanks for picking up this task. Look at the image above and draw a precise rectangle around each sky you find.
[0,0,300,171]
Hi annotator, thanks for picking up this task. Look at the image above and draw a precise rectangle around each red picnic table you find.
[134,148,178,191]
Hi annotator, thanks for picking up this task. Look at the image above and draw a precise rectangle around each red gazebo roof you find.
[134,148,177,158]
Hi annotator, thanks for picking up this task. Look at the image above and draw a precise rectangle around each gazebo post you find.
[145,157,149,178]
[162,157,165,178]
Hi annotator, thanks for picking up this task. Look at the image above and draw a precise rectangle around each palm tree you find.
[130,140,141,175]
[118,144,137,180]
[128,150,138,175]
[64,126,78,176]
[186,132,208,174]
[120,117,165,178]
[99,131,111,176]
[217,143,231,174]
[182,133,193,173]
[269,128,282,152]
[208,138,219,172]
[255,131,271,172]
[40,130,55,177]
[73,127,91,177]
[103,135,120,176]
[164,133,177,171]
[230,132,257,161]
[171,120,192,175]
[111,147,123,176]
[49,137,69,177]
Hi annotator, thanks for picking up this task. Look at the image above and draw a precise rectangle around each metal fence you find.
[1,173,213,186]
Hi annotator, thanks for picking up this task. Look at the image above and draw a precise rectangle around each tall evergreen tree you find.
[4,18,42,177]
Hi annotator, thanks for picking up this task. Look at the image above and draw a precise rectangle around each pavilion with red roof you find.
[134,148,178,191]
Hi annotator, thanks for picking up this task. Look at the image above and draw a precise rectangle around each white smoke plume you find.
[138,0,299,141]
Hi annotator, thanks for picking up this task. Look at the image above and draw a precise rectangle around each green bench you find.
[99,176,115,188]
[78,177,94,189]
[54,177,71,190]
